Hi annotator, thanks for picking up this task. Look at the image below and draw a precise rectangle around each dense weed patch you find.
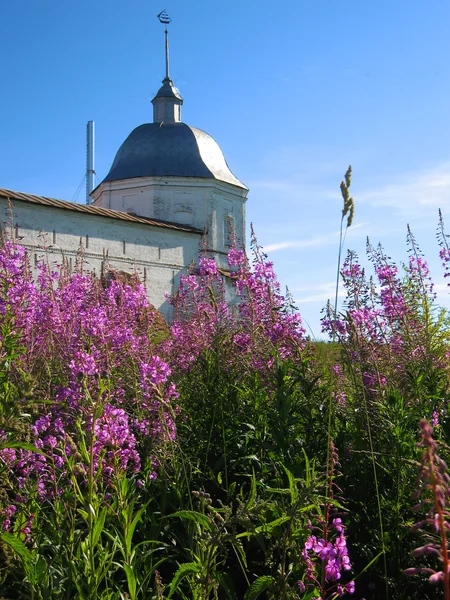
[2,193,450,598]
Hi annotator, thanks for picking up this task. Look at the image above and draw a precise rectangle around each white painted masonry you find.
[92,175,246,271]
[0,192,202,319]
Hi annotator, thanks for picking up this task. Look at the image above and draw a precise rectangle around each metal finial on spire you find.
[152,10,182,124]
[157,10,171,78]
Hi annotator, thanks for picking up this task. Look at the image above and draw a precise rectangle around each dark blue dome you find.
[102,122,246,189]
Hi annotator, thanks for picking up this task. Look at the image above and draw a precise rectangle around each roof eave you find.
[0,188,203,234]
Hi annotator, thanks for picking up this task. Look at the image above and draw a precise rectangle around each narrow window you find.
[224,215,234,247]
[144,267,147,280]
[123,241,126,255]
[15,224,19,238]
[34,253,38,266]
[52,229,56,244]
[158,247,161,260]
[85,235,89,249]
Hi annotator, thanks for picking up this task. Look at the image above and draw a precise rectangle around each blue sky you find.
[1,0,450,337]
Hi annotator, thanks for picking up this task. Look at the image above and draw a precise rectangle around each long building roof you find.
[0,188,203,234]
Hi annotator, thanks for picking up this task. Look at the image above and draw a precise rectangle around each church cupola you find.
[151,15,183,124]
[152,76,183,124]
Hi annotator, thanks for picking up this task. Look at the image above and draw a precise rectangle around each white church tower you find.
[91,19,248,271]
[0,14,248,322]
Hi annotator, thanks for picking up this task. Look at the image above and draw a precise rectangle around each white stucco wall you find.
[91,176,247,270]
[1,199,202,320]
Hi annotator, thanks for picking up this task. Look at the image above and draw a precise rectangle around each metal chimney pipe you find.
[86,121,95,205]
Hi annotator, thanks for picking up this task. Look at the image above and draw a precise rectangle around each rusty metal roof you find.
[0,188,203,234]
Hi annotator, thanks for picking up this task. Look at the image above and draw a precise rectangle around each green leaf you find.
[91,506,107,547]
[0,532,34,577]
[126,507,145,557]
[168,562,202,598]
[1,442,44,454]
[75,422,90,463]
[232,539,248,569]
[263,487,291,496]
[33,555,47,584]
[243,576,275,600]
[245,469,257,511]
[302,448,311,487]
[170,510,214,532]
[296,503,316,513]
[354,551,384,579]
[236,515,291,539]
[218,572,237,599]
[123,563,137,600]
[302,590,321,599]
[254,515,290,534]
[282,464,298,506]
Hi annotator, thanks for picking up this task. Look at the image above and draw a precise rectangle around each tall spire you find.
[165,26,169,79]
[152,10,183,124]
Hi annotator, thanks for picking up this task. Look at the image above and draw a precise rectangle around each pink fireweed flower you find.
[91,404,141,475]
[69,351,99,377]
[0,447,17,466]
[140,356,172,387]
[20,514,34,544]
[0,240,181,495]
[198,258,219,277]
[227,247,246,267]
[2,505,17,531]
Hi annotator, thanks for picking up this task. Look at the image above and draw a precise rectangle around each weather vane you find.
[157,9,171,25]
[157,10,172,79]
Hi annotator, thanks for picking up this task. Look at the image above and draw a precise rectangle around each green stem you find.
[361,386,389,600]
[88,407,97,599]
[326,215,345,496]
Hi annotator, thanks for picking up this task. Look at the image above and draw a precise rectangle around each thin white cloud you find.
[249,156,450,237]
[263,222,368,253]
[358,162,450,217]
[296,290,345,305]
[264,235,332,253]
[287,281,347,305]
[290,281,339,293]
[433,282,450,296]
